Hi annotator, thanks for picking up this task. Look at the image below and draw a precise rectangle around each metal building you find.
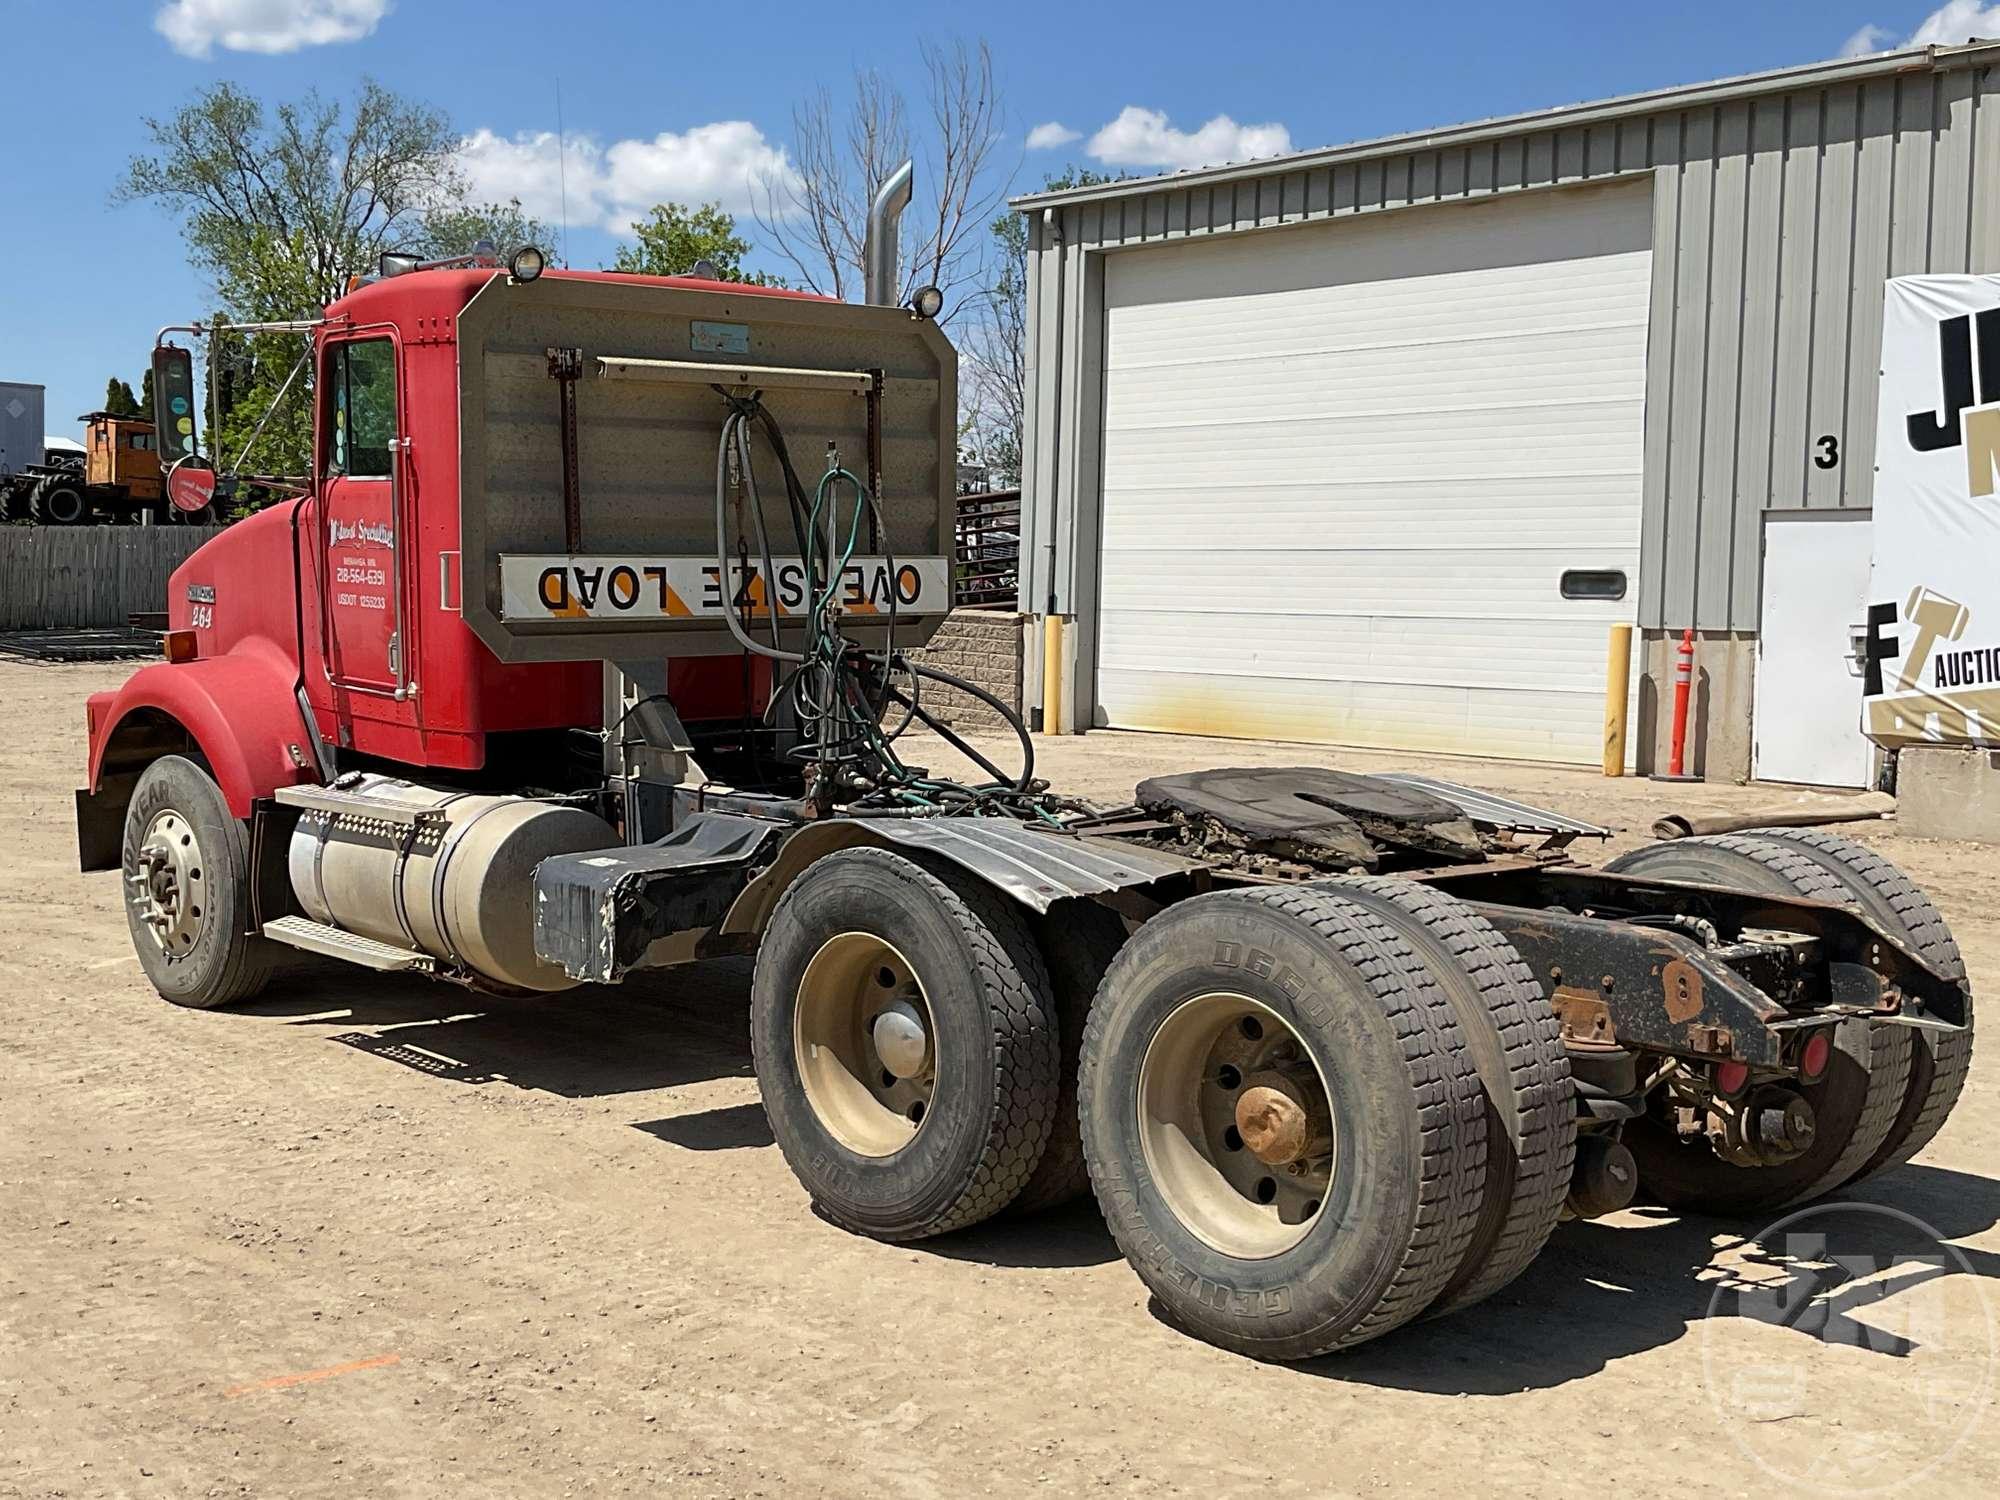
[1014,41,2000,781]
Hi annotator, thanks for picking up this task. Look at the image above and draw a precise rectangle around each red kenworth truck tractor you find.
[76,172,1972,1361]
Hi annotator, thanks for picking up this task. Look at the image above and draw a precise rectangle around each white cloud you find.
[1026,121,1082,150]
[155,0,389,57]
[1907,0,2000,42]
[1084,107,1292,171]
[1840,22,1896,54]
[1839,2,2000,57]
[455,121,799,234]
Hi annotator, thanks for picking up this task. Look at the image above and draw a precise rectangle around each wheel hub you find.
[1137,993,1336,1259]
[1234,1066,1332,1166]
[793,932,938,1157]
[127,808,207,958]
[871,1000,931,1079]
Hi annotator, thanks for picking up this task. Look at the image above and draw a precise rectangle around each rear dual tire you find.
[750,848,1062,1241]
[1076,885,1500,1360]
[1604,832,1969,1213]
[1743,828,1973,1176]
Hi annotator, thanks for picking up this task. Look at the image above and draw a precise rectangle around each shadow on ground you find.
[1277,1163,2000,1393]
[238,958,1999,1386]
[236,956,757,1098]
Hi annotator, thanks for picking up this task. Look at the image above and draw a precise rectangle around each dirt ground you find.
[3,657,1996,1499]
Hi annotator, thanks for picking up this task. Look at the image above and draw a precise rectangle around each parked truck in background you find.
[69,174,1974,1362]
[0,409,217,525]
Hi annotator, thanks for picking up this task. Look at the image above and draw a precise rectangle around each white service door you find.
[1754,513,1874,787]
[1094,183,1652,763]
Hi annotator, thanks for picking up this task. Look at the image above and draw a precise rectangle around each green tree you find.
[115,80,504,484]
[138,367,155,423]
[102,377,141,417]
[609,202,781,283]
[419,196,553,262]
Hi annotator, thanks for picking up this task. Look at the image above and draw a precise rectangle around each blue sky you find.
[1,0,1991,441]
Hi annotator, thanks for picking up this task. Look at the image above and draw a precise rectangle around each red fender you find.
[86,649,316,818]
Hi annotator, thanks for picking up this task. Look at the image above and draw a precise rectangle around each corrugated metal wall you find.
[1021,45,2000,635]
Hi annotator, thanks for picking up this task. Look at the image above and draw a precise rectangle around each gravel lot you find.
[3,658,1994,1498]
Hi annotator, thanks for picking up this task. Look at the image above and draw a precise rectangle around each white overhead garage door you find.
[1094,181,1651,764]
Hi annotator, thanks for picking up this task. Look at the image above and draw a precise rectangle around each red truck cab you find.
[78,266,823,856]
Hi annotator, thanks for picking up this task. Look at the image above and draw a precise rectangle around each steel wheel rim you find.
[128,806,208,959]
[1137,992,1335,1259]
[793,932,937,1157]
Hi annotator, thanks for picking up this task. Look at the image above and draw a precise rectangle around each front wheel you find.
[120,755,277,1008]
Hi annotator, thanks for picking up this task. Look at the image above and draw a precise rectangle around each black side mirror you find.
[150,343,199,465]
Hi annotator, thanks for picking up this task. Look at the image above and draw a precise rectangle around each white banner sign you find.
[498,554,953,623]
[1865,276,2000,747]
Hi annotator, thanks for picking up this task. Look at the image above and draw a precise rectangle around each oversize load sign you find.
[499,555,953,623]
[1865,276,2000,747]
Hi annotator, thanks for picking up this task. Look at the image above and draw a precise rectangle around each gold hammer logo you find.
[1896,587,1971,692]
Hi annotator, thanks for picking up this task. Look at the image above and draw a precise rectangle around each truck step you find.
[274,782,447,832]
[262,916,437,973]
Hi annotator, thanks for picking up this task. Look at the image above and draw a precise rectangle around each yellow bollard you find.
[1603,622,1632,776]
[1043,615,1066,736]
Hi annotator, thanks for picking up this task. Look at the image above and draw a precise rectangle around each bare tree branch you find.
[753,39,1004,316]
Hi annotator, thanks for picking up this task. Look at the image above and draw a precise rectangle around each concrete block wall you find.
[901,609,1026,730]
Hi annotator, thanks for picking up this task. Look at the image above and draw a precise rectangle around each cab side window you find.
[324,339,398,478]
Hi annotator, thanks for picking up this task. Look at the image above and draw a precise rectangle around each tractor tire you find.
[1077,886,1487,1359]
[1746,827,1974,1177]
[31,484,89,525]
[0,481,19,523]
[1325,876,1575,1314]
[1007,901,1129,1217]
[750,848,1060,1241]
[121,755,279,1009]
[1603,834,1913,1212]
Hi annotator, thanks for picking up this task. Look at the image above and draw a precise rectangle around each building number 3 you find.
[1814,435,1839,469]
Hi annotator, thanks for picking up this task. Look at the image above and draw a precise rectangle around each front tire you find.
[1078,886,1488,1359]
[750,848,1061,1241]
[121,755,277,1008]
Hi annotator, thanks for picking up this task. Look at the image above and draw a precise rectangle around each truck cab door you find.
[317,334,418,705]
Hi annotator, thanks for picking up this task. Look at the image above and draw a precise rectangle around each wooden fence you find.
[0,526,226,630]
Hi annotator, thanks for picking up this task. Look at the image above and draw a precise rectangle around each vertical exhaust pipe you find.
[863,159,914,306]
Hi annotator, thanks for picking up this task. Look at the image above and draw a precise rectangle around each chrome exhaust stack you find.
[863,159,914,307]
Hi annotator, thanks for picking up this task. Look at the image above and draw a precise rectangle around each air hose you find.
[709,394,1047,817]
